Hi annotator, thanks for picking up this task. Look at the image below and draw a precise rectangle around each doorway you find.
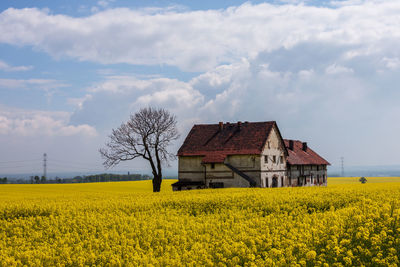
[272,176,278,188]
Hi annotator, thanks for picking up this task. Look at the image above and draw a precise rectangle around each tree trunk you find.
[152,176,162,192]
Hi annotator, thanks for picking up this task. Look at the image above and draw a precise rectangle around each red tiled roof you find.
[284,139,330,165]
[178,121,277,162]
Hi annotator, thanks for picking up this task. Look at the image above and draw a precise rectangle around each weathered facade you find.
[285,139,329,187]
[172,121,329,191]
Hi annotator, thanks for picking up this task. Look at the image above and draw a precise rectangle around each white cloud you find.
[0,78,68,91]
[88,76,153,93]
[382,57,400,70]
[0,107,97,137]
[2,1,400,169]
[67,94,93,110]
[0,59,32,72]
[1,2,400,71]
[69,46,400,166]
[325,64,354,74]
[70,75,204,131]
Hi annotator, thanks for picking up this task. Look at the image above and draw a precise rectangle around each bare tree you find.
[100,107,179,192]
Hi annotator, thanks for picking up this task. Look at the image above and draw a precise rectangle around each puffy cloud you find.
[0,107,97,137]
[1,1,400,71]
[70,75,204,131]
[69,44,400,166]
[3,1,400,170]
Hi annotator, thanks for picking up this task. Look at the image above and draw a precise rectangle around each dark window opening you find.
[280,156,283,164]
[273,155,276,163]
[211,163,215,169]
[264,155,268,163]
[281,177,283,187]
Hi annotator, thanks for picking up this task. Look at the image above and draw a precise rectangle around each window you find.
[273,155,276,163]
[280,156,283,164]
[211,163,215,169]
[281,177,283,187]
[317,165,320,171]
[264,155,268,163]
[267,141,271,149]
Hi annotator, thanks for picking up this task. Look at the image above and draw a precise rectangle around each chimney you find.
[237,121,242,130]
[302,142,307,151]
[219,121,224,131]
[289,140,294,150]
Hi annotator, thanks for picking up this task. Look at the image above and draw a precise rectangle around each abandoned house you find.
[172,121,329,191]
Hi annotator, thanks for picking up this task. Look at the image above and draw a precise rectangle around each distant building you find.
[172,121,329,191]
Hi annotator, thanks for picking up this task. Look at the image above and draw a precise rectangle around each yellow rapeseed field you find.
[1,178,399,266]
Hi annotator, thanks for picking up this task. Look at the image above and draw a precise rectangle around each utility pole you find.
[340,156,344,177]
[43,153,47,179]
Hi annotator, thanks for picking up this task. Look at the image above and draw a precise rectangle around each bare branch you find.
[99,107,179,192]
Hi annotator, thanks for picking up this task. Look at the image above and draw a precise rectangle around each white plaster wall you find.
[260,126,287,187]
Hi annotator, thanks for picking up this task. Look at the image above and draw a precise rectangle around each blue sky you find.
[1,0,400,176]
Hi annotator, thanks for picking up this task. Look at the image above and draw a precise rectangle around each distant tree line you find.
[64,173,151,183]
[26,173,151,184]
[30,176,47,184]
[0,177,7,184]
